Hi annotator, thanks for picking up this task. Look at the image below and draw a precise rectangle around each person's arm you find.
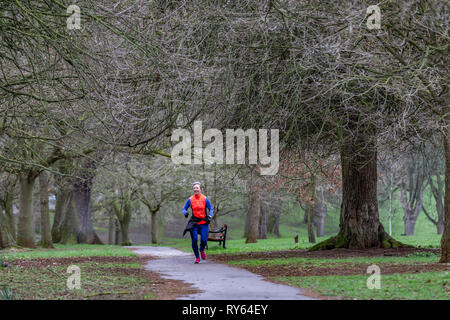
[205,197,213,219]
[182,198,191,217]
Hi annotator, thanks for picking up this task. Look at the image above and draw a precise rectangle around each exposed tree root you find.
[309,232,413,251]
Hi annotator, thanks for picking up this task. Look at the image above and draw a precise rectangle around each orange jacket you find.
[182,193,213,225]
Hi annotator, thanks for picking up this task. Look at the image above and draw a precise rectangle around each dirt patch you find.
[209,247,448,297]
[235,262,450,277]
[209,247,441,262]
[145,270,201,300]
[5,256,148,269]
[3,255,199,300]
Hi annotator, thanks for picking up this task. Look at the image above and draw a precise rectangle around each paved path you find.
[129,246,315,300]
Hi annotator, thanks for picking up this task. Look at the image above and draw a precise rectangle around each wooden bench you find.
[206,224,227,249]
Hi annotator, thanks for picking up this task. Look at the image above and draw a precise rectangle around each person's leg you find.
[199,224,209,255]
[190,225,200,259]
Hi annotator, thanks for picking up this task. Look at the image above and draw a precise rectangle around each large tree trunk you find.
[311,130,407,250]
[17,171,37,248]
[120,202,132,246]
[51,192,64,243]
[440,129,450,263]
[39,171,54,248]
[52,184,74,243]
[72,178,102,244]
[0,188,16,247]
[60,192,79,244]
[246,184,260,244]
[112,200,132,246]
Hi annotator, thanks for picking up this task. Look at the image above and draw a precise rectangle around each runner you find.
[182,181,213,264]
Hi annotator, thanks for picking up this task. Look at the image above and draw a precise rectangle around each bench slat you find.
[206,224,227,249]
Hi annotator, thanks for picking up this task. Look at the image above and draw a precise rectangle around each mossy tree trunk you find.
[72,177,102,244]
[51,189,66,243]
[112,199,132,246]
[52,183,77,243]
[310,128,408,250]
[17,171,38,248]
[440,128,450,263]
[60,192,80,244]
[39,171,54,248]
[0,185,16,247]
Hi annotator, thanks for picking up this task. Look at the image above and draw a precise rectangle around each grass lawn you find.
[156,235,332,254]
[1,244,136,260]
[227,252,442,267]
[0,244,194,300]
[277,272,449,300]
[201,233,449,300]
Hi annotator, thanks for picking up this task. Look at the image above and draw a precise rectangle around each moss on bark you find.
[309,231,413,251]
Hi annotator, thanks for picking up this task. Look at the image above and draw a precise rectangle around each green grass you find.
[276,272,449,300]
[228,254,441,267]
[156,231,441,257]
[154,235,332,255]
[2,244,136,260]
[0,245,156,300]
[0,260,149,300]
[392,233,442,248]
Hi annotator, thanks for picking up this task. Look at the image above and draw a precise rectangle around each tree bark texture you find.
[17,171,37,248]
[400,160,425,236]
[311,127,408,250]
[72,175,102,244]
[0,189,16,247]
[39,171,54,248]
[440,128,450,263]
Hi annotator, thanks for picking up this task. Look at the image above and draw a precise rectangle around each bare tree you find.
[400,156,426,236]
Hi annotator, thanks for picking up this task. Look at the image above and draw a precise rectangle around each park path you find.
[129,246,316,300]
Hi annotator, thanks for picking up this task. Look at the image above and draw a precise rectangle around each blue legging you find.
[190,224,209,258]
